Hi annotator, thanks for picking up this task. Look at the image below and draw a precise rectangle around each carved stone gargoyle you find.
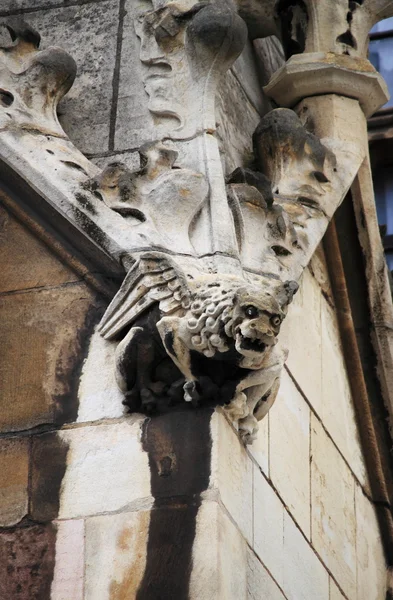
[97,106,339,443]
[0,2,380,443]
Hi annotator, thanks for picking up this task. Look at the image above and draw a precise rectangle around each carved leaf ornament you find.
[1,0,391,442]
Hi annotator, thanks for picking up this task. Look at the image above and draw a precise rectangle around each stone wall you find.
[0,0,388,598]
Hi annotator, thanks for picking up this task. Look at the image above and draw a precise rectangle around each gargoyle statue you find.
[99,252,298,442]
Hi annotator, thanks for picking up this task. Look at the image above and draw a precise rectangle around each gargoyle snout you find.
[244,321,276,344]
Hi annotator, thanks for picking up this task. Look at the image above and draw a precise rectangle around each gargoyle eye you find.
[245,305,258,319]
[270,315,281,327]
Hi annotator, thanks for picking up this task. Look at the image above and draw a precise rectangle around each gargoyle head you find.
[231,280,298,358]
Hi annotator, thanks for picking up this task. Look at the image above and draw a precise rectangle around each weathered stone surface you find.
[248,411,269,476]
[31,432,70,523]
[355,485,387,600]
[311,415,356,599]
[190,500,247,600]
[253,464,284,588]
[280,269,323,416]
[321,296,369,488]
[0,0,71,14]
[210,411,253,544]
[55,420,150,519]
[247,548,285,600]
[309,243,334,305]
[265,53,388,117]
[77,329,124,423]
[269,369,310,537]
[85,510,149,600]
[0,523,56,600]
[216,68,261,175]
[115,0,156,151]
[0,284,99,433]
[25,2,119,154]
[283,511,329,600]
[231,40,267,116]
[0,438,29,527]
[91,151,140,173]
[51,519,84,600]
[329,578,346,600]
[0,205,80,294]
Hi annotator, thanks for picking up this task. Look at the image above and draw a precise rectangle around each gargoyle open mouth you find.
[240,336,267,353]
[235,329,267,355]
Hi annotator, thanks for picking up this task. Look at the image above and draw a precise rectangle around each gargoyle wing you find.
[98,252,192,340]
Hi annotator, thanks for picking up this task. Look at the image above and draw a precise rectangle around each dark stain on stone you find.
[0,522,57,600]
[72,204,110,250]
[53,300,106,425]
[30,433,70,523]
[136,408,213,600]
[74,192,98,216]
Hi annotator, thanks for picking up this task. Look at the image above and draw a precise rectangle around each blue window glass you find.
[373,166,393,271]
[369,39,393,109]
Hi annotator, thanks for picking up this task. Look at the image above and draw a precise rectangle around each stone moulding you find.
[0,1,391,443]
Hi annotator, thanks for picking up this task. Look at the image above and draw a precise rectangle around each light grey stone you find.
[321,296,369,488]
[216,69,261,175]
[190,501,247,600]
[51,520,84,600]
[283,511,329,600]
[247,549,286,600]
[58,420,151,519]
[91,151,140,172]
[253,465,285,588]
[210,411,253,543]
[23,1,119,154]
[355,485,387,600]
[269,369,311,537]
[311,415,357,599]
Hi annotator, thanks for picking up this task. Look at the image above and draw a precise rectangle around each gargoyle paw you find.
[183,380,200,407]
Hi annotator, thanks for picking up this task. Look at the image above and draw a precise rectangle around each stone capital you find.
[264,53,389,118]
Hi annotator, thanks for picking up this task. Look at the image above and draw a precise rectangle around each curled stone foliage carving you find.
[0,1,389,442]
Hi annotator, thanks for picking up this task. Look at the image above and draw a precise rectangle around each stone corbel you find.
[0,2,391,443]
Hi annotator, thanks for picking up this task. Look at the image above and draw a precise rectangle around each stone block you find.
[329,578,346,600]
[216,69,261,175]
[0,523,56,600]
[115,0,156,151]
[279,269,323,416]
[51,519,84,600]
[309,243,334,305]
[355,485,387,600]
[321,296,368,488]
[231,40,267,116]
[91,151,140,173]
[311,415,356,598]
[248,412,269,477]
[247,548,286,600]
[190,500,247,600]
[0,205,79,294]
[253,464,284,588]
[25,2,119,155]
[0,438,29,527]
[0,285,99,433]
[85,510,149,600]
[283,511,329,600]
[77,330,124,423]
[269,369,310,537]
[210,410,253,544]
[0,0,65,14]
[32,419,151,520]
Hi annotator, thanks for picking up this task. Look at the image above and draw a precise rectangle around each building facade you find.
[0,1,393,599]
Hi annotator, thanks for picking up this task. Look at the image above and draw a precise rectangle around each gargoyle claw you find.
[183,380,200,406]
